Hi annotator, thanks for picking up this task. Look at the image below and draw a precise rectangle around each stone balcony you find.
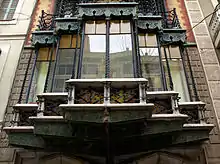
[4,78,213,157]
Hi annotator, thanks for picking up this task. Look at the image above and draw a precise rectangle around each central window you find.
[81,20,134,78]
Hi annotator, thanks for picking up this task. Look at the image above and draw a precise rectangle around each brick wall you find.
[0,47,34,163]
[184,46,220,163]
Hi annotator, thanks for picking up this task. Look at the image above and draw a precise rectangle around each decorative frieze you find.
[160,29,186,44]
[137,16,162,31]
[78,2,137,17]
[31,31,56,47]
[55,18,79,33]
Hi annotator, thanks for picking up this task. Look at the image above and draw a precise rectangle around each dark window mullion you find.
[130,19,137,78]
[157,36,167,91]
[77,21,85,79]
[106,18,110,78]
[50,36,61,92]
[71,21,81,79]
[133,18,142,77]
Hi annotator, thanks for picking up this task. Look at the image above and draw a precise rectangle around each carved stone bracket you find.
[137,16,162,31]
[55,18,79,33]
[32,31,56,47]
[160,29,186,44]
[78,2,137,17]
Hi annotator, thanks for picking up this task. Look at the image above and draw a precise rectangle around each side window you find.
[161,45,190,102]
[0,0,19,20]
[139,33,163,91]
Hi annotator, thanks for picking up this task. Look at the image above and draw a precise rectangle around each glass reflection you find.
[110,34,133,78]
[81,35,106,78]
[140,48,162,91]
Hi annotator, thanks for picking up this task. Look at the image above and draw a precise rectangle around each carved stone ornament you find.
[31,31,56,46]
[55,18,79,33]
[160,29,186,44]
[137,16,162,30]
[78,2,137,17]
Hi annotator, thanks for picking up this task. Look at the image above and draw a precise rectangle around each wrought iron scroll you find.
[37,10,56,31]
[162,8,181,29]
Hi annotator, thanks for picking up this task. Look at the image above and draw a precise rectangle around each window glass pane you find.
[60,35,72,48]
[96,20,106,34]
[0,9,6,19]
[110,34,133,78]
[169,45,181,59]
[1,0,10,8]
[7,9,15,20]
[11,0,19,8]
[138,34,146,47]
[38,48,50,61]
[28,62,49,102]
[121,20,130,33]
[140,48,162,91]
[166,59,189,102]
[81,35,105,78]
[71,35,81,48]
[52,49,76,92]
[146,33,157,46]
[110,20,120,34]
[85,21,95,34]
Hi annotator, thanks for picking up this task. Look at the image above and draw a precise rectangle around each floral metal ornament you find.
[76,88,104,104]
[110,88,139,103]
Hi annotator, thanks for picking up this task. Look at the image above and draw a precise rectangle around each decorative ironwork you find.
[150,99,173,114]
[162,8,181,29]
[56,0,79,18]
[137,17,163,30]
[110,88,139,103]
[18,110,37,126]
[37,10,56,31]
[160,29,186,44]
[179,108,199,123]
[75,88,104,104]
[31,31,55,46]
[78,3,137,17]
[44,98,68,116]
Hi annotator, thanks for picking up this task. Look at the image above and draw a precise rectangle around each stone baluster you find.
[67,84,75,104]
[139,83,146,104]
[37,97,45,117]
[104,82,110,105]
[171,95,179,114]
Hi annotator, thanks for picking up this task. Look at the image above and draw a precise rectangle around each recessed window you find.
[0,0,19,20]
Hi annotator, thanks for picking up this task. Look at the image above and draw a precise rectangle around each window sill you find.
[0,19,17,25]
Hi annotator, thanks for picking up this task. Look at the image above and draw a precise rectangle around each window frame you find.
[78,19,137,79]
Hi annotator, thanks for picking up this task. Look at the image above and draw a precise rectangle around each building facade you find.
[1,0,220,163]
